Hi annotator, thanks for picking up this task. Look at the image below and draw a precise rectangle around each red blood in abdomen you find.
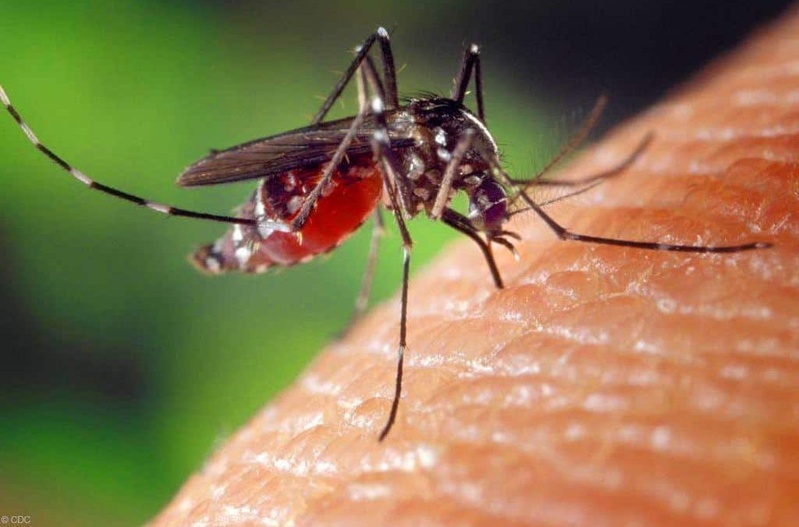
[256,163,383,266]
[193,156,383,274]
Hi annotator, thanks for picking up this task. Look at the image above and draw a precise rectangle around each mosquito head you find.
[467,176,509,235]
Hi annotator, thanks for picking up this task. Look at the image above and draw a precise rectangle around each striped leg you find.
[494,160,772,253]
[451,43,485,123]
[0,85,254,226]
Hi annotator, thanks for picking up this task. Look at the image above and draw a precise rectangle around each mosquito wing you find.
[177,113,414,187]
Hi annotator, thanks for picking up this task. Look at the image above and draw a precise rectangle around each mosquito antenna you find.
[508,132,655,212]
[508,95,608,188]
[0,86,255,226]
[526,132,654,188]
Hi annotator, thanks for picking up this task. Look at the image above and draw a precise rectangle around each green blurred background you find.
[0,1,791,524]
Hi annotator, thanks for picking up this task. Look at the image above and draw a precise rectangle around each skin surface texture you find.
[152,10,799,527]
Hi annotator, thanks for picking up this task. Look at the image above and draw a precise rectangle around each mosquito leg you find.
[289,105,369,232]
[441,208,505,289]
[360,54,387,106]
[430,129,475,220]
[473,49,485,123]
[355,51,389,115]
[375,28,399,110]
[326,64,389,336]
[368,96,414,441]
[291,52,384,237]
[312,27,398,125]
[348,58,385,321]
[495,166,772,253]
[379,243,410,442]
[451,44,485,123]
[332,210,386,342]
[312,34,376,124]
[0,85,255,226]
[356,58,369,113]
[292,30,399,232]
[354,208,385,319]
[374,160,412,442]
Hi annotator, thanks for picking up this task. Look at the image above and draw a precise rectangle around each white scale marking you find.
[146,202,171,214]
[435,128,447,146]
[71,168,92,186]
[234,245,252,265]
[20,122,39,144]
[232,224,244,243]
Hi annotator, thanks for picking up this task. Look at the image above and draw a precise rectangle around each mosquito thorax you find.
[400,96,503,221]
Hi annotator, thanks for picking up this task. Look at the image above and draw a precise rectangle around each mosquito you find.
[0,27,771,441]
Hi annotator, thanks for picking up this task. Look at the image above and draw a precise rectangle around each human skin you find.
[152,10,799,527]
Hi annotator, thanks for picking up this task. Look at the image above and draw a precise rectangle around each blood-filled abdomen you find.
[193,155,382,274]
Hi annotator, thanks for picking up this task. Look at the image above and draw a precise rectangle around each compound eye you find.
[468,178,508,234]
